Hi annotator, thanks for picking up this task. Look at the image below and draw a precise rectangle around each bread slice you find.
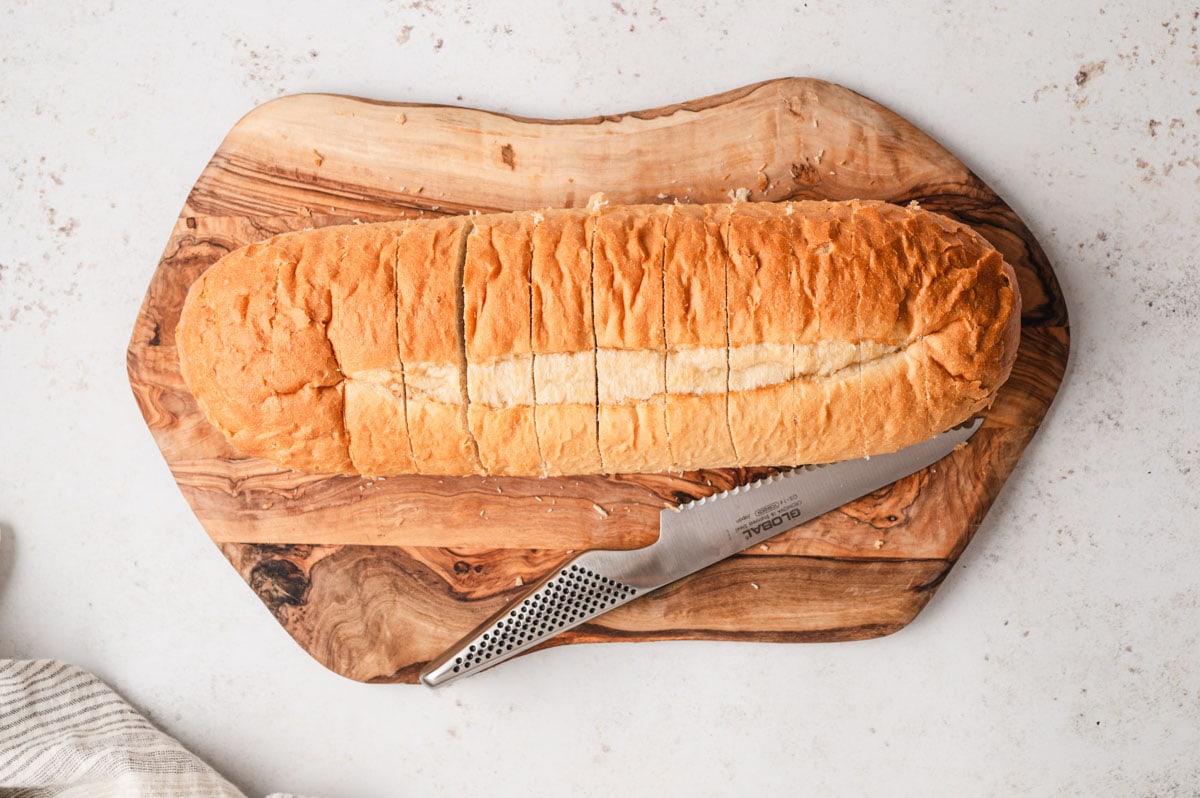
[464,212,542,475]
[725,203,799,466]
[531,208,603,475]
[396,216,482,475]
[663,203,737,471]
[323,222,418,475]
[592,204,673,473]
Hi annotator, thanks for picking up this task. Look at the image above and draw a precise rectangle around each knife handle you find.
[420,548,650,687]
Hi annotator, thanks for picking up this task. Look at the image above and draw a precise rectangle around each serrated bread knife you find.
[421,418,982,687]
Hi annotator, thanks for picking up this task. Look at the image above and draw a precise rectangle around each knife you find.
[420,417,982,687]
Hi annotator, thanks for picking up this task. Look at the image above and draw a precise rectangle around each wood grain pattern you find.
[127,78,1069,683]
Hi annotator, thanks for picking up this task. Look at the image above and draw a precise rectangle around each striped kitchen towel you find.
[0,659,308,798]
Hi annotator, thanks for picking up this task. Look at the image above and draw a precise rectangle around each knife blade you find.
[420,417,982,687]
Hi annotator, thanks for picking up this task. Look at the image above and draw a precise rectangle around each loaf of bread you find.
[175,199,1020,476]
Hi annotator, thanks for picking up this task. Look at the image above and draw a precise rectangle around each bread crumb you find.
[479,510,487,519]
[592,503,609,518]
[534,495,543,502]
[874,539,885,549]
[395,112,407,125]
[566,549,575,554]
[415,186,424,194]
[656,192,668,199]
[515,576,524,586]
[312,148,324,167]
[496,486,503,494]
[727,187,751,202]
[751,582,759,590]
[262,501,273,510]
[759,543,769,551]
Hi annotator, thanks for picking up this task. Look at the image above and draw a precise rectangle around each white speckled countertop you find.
[2,1,1198,795]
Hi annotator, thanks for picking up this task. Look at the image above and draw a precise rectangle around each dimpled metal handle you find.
[420,547,660,687]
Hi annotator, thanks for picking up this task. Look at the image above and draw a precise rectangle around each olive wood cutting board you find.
[127,78,1069,683]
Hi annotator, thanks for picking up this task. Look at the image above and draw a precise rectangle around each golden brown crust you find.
[598,403,672,473]
[465,214,535,361]
[344,379,414,475]
[532,209,596,354]
[176,245,276,442]
[329,222,406,374]
[396,217,467,366]
[176,200,1021,476]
